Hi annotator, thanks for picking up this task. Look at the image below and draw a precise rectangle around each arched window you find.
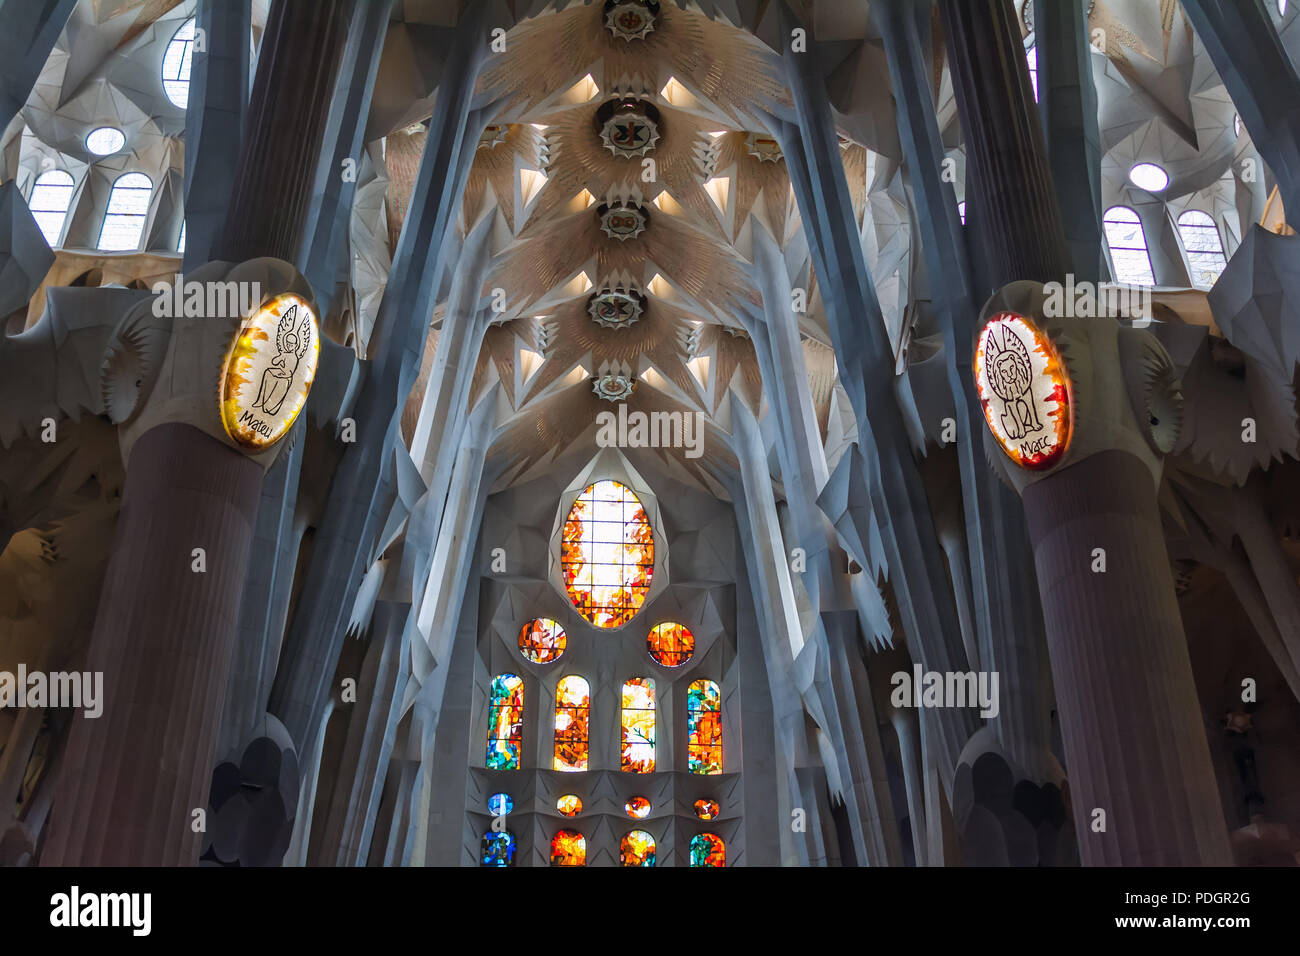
[554,675,590,772]
[162,18,196,108]
[561,480,653,628]
[620,677,655,773]
[29,170,75,247]
[1177,210,1228,290]
[1102,205,1156,286]
[687,679,722,775]
[689,832,725,867]
[551,829,586,865]
[97,172,153,251]
[647,622,694,666]
[481,831,516,866]
[620,830,655,866]
[485,674,523,770]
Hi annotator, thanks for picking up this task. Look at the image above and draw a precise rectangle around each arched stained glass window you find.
[1177,210,1228,290]
[1102,205,1156,286]
[29,170,74,247]
[687,679,722,775]
[481,831,516,866]
[620,677,655,773]
[485,674,523,770]
[647,622,694,666]
[561,480,653,628]
[554,675,590,772]
[519,617,567,663]
[621,830,655,866]
[162,18,196,108]
[551,829,586,865]
[98,172,153,251]
[689,832,725,867]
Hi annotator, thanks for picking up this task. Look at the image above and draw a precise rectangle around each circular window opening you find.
[86,127,126,155]
[1128,162,1169,192]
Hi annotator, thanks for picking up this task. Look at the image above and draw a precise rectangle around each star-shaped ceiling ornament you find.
[595,97,662,158]
[588,285,646,329]
[593,359,636,401]
[604,0,661,42]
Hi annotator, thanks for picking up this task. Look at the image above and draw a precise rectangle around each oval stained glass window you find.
[690,832,725,867]
[694,799,720,821]
[561,480,653,628]
[556,794,583,816]
[519,618,567,663]
[551,829,586,866]
[647,621,694,666]
[624,796,651,819]
[620,830,656,867]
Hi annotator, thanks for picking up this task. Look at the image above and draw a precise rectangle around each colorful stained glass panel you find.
[554,675,590,772]
[551,829,586,866]
[647,621,695,666]
[561,480,654,628]
[690,832,725,867]
[687,679,722,775]
[620,677,655,773]
[481,831,516,866]
[620,830,656,867]
[694,799,720,821]
[625,796,651,819]
[485,674,523,770]
[487,792,513,816]
[556,794,583,816]
[518,617,567,663]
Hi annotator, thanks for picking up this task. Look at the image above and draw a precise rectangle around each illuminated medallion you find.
[518,617,567,663]
[593,372,636,402]
[624,796,651,819]
[588,287,645,329]
[744,131,783,163]
[973,311,1071,470]
[597,200,650,240]
[604,0,660,40]
[694,798,720,821]
[595,98,661,158]
[556,794,583,816]
[219,292,319,450]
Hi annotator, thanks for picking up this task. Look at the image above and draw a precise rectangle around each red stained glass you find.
[551,829,586,866]
[647,621,695,666]
[690,832,725,867]
[554,675,590,772]
[561,481,654,628]
[620,830,655,866]
[687,679,722,775]
[624,796,651,819]
[519,617,567,663]
[556,793,583,816]
[693,798,720,821]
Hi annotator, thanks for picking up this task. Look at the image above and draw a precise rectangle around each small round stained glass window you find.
[487,792,513,816]
[556,794,583,817]
[647,621,695,666]
[694,798,720,821]
[624,796,651,819]
[518,617,566,663]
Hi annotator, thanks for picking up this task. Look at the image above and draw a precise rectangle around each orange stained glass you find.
[556,793,583,816]
[694,798,720,821]
[690,832,725,867]
[553,675,590,772]
[551,829,586,866]
[620,677,655,773]
[647,621,695,666]
[687,679,722,775]
[519,617,567,663]
[485,674,523,770]
[561,480,654,628]
[620,830,656,867]
[624,796,651,819]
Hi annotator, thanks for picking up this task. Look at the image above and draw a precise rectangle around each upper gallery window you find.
[485,673,524,770]
[1102,206,1156,286]
[646,622,694,666]
[97,172,153,251]
[163,18,197,108]
[561,480,653,628]
[29,170,75,246]
[1176,210,1228,290]
[620,678,655,773]
[687,678,722,775]
[86,126,125,155]
[553,675,590,772]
